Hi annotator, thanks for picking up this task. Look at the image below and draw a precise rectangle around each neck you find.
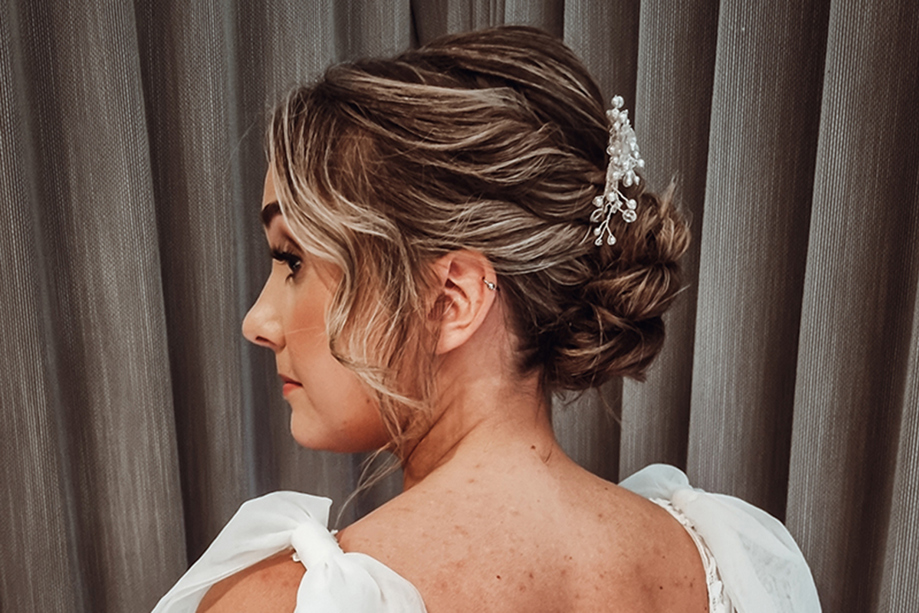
[398,304,560,489]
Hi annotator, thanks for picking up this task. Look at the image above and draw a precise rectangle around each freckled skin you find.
[334,446,708,612]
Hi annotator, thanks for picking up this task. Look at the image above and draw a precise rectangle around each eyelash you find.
[270,248,303,279]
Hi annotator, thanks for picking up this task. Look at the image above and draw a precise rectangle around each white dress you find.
[151,464,821,612]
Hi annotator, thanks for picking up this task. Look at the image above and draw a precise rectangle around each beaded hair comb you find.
[590,96,644,246]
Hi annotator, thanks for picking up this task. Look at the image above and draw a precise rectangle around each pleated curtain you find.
[1,0,917,611]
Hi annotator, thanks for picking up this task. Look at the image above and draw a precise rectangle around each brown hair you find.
[268,26,689,453]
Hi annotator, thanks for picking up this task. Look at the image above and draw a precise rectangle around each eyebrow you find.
[260,202,281,227]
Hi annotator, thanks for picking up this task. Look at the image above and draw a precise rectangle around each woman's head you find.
[260,25,689,453]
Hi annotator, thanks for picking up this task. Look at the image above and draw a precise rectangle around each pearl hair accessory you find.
[590,96,645,246]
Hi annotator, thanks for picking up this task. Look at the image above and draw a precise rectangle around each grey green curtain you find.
[1,1,917,611]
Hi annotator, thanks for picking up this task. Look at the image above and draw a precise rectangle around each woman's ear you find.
[430,251,498,355]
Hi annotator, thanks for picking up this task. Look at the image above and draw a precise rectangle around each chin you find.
[290,420,389,453]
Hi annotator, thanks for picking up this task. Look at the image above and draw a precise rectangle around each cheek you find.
[285,290,389,451]
[290,350,389,451]
[284,287,345,385]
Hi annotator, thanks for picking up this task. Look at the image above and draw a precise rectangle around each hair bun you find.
[543,185,689,389]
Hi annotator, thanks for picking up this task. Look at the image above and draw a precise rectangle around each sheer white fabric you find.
[150,492,427,612]
[621,464,822,613]
[152,464,821,612]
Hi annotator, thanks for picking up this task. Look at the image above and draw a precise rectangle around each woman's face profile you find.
[242,169,389,452]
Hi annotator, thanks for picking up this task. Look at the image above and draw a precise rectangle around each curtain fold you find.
[0,6,90,610]
[1,1,917,611]
[134,0,254,564]
[1,0,187,609]
[620,0,719,479]
[687,0,831,517]
[786,0,919,609]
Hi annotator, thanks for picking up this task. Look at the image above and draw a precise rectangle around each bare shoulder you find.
[608,485,710,612]
[337,481,537,611]
[558,467,709,611]
[196,550,304,613]
[336,487,445,575]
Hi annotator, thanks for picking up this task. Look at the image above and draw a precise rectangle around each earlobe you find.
[431,251,497,355]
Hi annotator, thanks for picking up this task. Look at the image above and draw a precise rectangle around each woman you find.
[154,26,820,613]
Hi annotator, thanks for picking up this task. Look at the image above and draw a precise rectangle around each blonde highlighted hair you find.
[268,26,689,456]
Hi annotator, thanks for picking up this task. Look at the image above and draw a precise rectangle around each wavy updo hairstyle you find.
[269,26,689,450]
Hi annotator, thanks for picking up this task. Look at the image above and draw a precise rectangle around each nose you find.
[242,282,284,351]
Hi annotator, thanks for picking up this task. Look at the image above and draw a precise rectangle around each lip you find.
[279,374,302,396]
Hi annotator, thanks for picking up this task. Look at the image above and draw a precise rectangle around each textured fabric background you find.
[1,0,916,611]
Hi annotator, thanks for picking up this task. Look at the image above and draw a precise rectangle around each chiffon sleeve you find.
[150,491,426,613]
[620,464,822,613]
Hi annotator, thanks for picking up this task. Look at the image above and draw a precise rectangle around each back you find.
[337,454,709,613]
